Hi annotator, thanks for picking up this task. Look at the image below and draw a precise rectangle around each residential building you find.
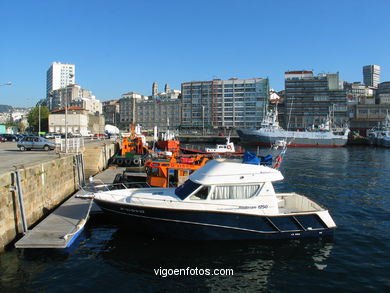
[363,65,381,88]
[118,87,181,130]
[283,71,348,129]
[348,80,390,134]
[344,82,375,118]
[48,106,105,135]
[102,99,120,125]
[135,98,181,130]
[376,82,390,104]
[46,62,75,99]
[70,95,103,114]
[48,84,100,112]
[181,78,269,129]
[118,92,148,128]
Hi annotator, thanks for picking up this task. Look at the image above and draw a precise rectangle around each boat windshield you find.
[174,180,201,200]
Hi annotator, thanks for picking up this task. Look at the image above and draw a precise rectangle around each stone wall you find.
[83,141,118,179]
[0,141,119,251]
[0,156,77,251]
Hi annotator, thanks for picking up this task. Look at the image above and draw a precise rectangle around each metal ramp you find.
[14,166,126,249]
[14,192,93,249]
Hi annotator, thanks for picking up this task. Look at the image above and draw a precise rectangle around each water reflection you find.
[93,224,335,292]
[1,146,389,292]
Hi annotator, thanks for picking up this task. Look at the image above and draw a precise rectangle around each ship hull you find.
[237,129,348,147]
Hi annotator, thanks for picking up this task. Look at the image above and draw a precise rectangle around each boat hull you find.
[180,147,244,155]
[237,129,348,147]
[94,199,335,240]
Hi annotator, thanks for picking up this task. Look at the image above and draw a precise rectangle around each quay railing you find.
[55,137,85,153]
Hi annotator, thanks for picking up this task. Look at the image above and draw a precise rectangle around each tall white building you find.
[46,62,75,98]
[363,65,381,88]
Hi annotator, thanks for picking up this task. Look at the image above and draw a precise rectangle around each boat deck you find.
[14,167,123,249]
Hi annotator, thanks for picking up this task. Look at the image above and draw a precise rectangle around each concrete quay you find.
[0,139,119,251]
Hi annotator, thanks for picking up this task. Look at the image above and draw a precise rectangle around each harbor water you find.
[0,146,389,292]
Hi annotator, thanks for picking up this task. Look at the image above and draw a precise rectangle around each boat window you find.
[148,167,159,177]
[210,185,261,200]
[189,186,209,200]
[174,180,201,200]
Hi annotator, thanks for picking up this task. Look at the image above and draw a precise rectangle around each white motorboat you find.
[93,160,336,240]
[205,136,236,153]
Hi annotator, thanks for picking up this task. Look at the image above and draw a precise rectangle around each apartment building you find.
[48,84,102,113]
[70,96,103,114]
[118,92,148,129]
[363,65,381,88]
[135,98,181,130]
[284,71,348,129]
[46,62,75,99]
[376,82,390,104]
[118,89,181,130]
[181,78,269,129]
[102,99,120,125]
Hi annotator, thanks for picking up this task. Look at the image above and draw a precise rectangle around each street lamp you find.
[202,105,205,136]
[38,102,41,136]
[65,87,68,154]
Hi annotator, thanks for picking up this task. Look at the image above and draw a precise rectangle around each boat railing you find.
[76,179,152,198]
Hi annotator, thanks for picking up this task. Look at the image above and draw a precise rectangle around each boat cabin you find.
[173,160,284,213]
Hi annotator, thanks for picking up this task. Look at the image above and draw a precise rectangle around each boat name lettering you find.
[258,205,269,209]
[120,207,145,214]
[238,206,257,209]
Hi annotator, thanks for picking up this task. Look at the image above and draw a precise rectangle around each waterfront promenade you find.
[0,139,112,174]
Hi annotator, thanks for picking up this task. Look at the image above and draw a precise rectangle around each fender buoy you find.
[124,159,132,165]
[116,158,124,166]
[133,158,140,165]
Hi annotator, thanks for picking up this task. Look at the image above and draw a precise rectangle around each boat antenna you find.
[284,96,294,145]
[286,97,293,131]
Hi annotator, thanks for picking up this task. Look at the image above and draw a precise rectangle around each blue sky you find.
[1,0,389,107]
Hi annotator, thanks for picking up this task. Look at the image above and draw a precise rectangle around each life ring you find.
[227,145,232,150]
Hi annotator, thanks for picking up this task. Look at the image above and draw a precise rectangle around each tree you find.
[27,106,50,132]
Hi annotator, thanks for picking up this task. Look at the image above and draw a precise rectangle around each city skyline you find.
[1,0,390,107]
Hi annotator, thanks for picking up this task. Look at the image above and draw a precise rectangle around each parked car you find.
[0,136,6,143]
[17,136,56,151]
[1,134,20,142]
[15,134,25,141]
[60,133,74,138]
[44,132,58,139]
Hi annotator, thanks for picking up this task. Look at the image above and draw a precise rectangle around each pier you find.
[14,166,122,249]
[0,140,119,251]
